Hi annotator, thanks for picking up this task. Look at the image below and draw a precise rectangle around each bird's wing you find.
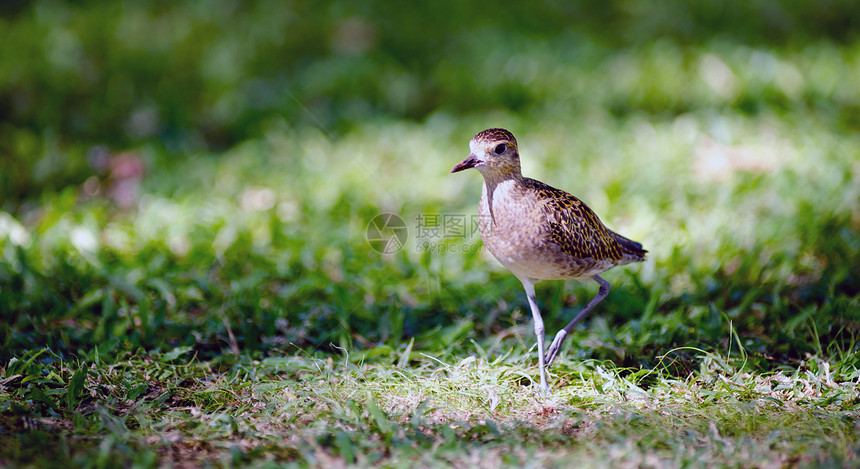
[523,178,625,261]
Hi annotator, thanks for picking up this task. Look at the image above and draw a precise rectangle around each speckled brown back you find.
[524,178,646,263]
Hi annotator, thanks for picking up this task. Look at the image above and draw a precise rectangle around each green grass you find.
[2,100,858,465]
[2,348,858,467]
[2,1,860,466]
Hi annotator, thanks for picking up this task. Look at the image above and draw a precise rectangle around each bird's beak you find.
[451,154,480,173]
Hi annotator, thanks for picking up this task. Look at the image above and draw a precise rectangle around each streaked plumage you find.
[452,128,646,394]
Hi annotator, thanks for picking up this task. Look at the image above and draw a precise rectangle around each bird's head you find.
[451,128,521,179]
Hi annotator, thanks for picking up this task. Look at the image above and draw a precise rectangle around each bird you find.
[451,128,646,394]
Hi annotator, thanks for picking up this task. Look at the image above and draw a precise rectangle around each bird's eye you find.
[494,144,506,154]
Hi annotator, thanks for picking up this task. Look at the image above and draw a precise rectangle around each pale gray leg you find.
[544,275,611,366]
[518,276,550,394]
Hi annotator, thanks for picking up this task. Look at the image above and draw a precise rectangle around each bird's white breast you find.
[478,180,610,281]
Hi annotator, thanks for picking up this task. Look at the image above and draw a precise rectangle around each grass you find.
[2,2,860,466]
[2,347,858,467]
[2,101,859,464]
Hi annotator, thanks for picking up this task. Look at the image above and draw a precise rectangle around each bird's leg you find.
[519,276,550,394]
[545,275,611,366]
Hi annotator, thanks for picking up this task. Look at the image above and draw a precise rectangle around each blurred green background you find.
[1,0,858,370]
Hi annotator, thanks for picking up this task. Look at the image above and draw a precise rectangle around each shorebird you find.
[451,128,646,394]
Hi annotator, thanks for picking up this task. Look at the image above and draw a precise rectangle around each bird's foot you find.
[544,330,568,366]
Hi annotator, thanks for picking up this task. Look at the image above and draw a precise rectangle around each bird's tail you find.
[610,230,647,262]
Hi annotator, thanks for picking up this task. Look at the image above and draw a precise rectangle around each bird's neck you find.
[480,167,523,194]
[480,168,523,225]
